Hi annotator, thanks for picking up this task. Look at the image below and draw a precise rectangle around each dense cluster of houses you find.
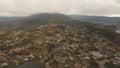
[0,23,120,68]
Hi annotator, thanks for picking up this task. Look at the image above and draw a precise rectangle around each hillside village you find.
[0,0,120,67]
[0,22,120,68]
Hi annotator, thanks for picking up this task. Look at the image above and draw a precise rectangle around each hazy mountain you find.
[70,15,120,24]
[0,17,25,23]
[1,13,120,25]
[18,13,74,26]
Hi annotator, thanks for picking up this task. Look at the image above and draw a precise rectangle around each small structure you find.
[90,51,103,60]
[97,61,106,68]
[0,63,8,67]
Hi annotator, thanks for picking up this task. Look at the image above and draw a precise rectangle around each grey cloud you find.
[115,0,120,3]
[0,0,120,16]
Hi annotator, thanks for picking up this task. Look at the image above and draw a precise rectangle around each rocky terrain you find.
[0,13,120,68]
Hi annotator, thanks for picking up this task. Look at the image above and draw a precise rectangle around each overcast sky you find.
[0,0,120,16]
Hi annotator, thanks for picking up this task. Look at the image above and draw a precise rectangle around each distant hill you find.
[19,13,74,26]
[1,13,120,25]
[70,15,120,24]
[0,17,25,23]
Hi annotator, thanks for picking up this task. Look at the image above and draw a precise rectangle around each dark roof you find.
[15,62,41,68]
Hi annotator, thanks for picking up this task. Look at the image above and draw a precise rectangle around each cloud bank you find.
[0,0,120,16]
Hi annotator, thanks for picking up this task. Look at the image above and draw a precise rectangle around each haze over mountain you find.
[22,13,73,25]
[0,17,25,23]
[0,0,120,17]
[70,15,120,24]
[1,13,120,25]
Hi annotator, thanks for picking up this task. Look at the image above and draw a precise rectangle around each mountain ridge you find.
[70,15,120,24]
[0,13,120,25]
